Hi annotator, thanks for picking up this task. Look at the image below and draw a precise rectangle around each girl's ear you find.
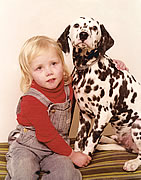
[57,25,71,54]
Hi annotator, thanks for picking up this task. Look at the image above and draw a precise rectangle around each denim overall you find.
[5,86,82,180]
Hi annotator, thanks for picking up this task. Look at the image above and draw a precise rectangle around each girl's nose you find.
[45,67,53,76]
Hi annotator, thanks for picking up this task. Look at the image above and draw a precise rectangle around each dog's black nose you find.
[79,32,88,41]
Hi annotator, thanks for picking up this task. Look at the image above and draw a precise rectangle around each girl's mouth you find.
[47,78,56,83]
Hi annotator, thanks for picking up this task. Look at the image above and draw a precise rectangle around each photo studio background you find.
[1,0,141,141]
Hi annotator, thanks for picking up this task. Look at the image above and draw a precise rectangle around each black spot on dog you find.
[97,96,100,102]
[77,125,86,139]
[110,103,113,109]
[113,82,119,89]
[97,114,100,119]
[94,85,99,91]
[127,75,132,83]
[131,75,136,82]
[131,92,137,103]
[114,95,118,103]
[98,67,112,81]
[119,80,130,102]
[98,61,103,69]
[80,79,86,88]
[89,68,91,73]
[100,89,105,98]
[80,17,85,19]
[92,130,101,143]
[95,70,98,75]
[88,97,92,101]
[84,85,92,93]
[98,105,102,112]
[87,78,94,85]
[109,87,113,97]
[92,95,97,101]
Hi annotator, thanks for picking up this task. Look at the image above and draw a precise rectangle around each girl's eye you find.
[36,66,42,70]
[52,62,57,65]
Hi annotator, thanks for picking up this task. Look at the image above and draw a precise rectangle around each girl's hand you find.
[113,59,129,72]
[69,150,91,167]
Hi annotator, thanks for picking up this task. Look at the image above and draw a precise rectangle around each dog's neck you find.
[72,46,100,71]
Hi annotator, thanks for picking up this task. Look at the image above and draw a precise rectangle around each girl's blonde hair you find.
[19,35,71,93]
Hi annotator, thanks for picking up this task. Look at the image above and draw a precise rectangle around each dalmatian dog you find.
[58,17,141,171]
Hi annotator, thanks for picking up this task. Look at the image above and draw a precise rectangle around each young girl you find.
[5,36,91,180]
[5,35,128,180]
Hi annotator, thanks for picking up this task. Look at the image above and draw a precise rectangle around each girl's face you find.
[30,47,64,89]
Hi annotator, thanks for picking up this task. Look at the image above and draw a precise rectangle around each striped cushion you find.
[1,143,141,180]
[80,150,141,179]
[0,143,8,180]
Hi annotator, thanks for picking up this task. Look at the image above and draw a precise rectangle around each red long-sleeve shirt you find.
[17,80,73,156]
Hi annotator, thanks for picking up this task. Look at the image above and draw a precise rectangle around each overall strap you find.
[23,88,52,107]
[16,88,52,115]
[64,85,70,100]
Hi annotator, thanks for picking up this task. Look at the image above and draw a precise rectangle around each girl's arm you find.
[17,95,72,156]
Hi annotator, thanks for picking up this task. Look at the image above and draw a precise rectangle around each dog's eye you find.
[93,26,98,31]
[74,23,79,28]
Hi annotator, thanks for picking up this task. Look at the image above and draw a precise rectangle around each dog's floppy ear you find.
[57,25,71,54]
[98,24,114,55]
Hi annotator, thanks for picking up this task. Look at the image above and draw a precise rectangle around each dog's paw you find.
[123,158,141,171]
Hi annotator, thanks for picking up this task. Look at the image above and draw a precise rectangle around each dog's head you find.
[58,17,114,56]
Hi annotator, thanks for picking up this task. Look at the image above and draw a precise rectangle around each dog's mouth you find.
[78,42,88,47]
[75,42,90,49]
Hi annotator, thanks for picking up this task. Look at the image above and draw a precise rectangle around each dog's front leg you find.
[74,110,91,153]
[74,110,108,155]
[82,127,104,155]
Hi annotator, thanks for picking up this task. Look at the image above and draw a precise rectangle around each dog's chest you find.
[72,60,113,111]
